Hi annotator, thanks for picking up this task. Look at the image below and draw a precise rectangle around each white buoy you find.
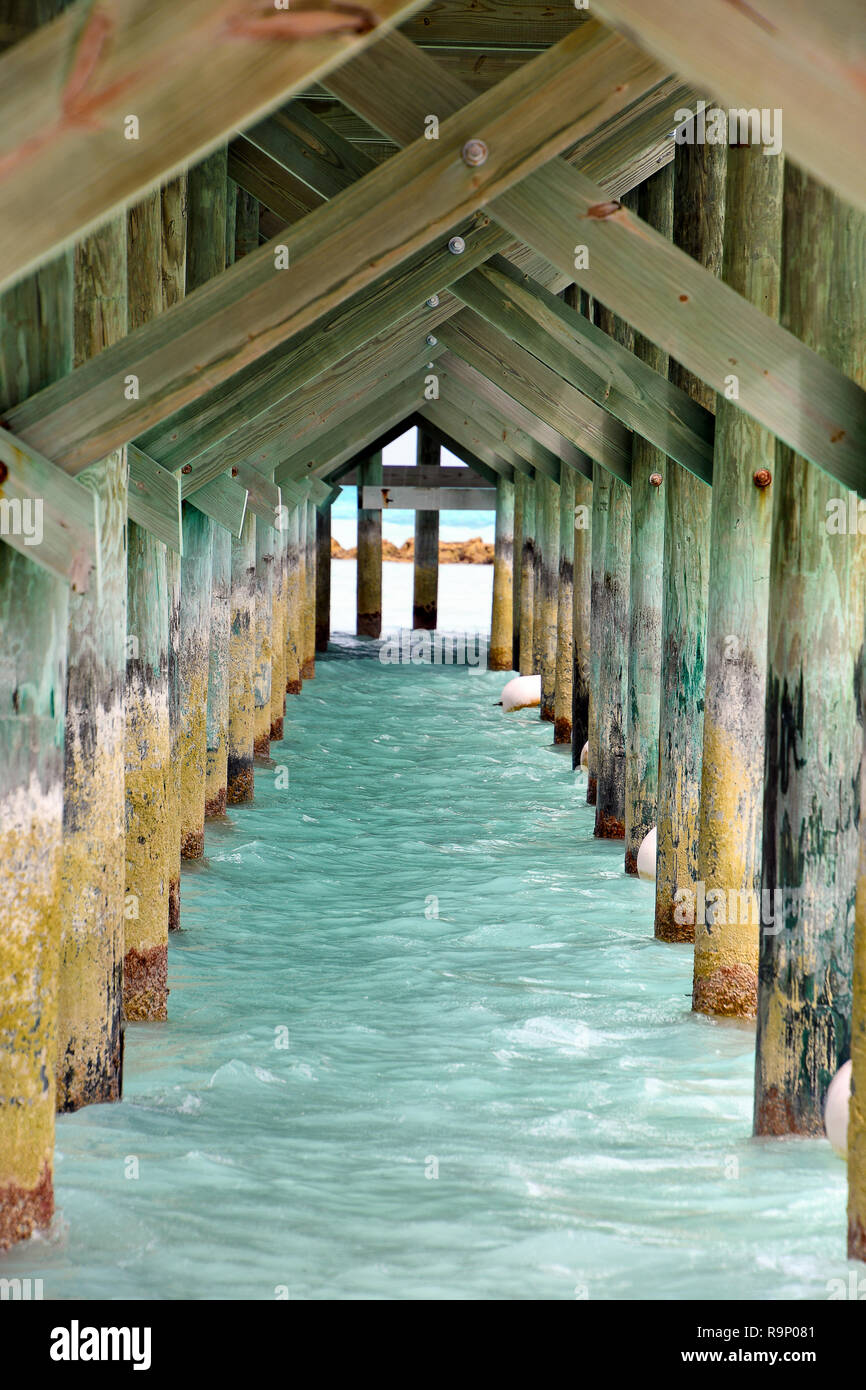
[824,1059,852,1158]
[579,741,588,769]
[637,826,657,882]
[500,674,541,712]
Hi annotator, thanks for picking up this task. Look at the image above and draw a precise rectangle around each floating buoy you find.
[824,1059,852,1158]
[579,741,588,769]
[637,826,657,882]
[500,674,541,712]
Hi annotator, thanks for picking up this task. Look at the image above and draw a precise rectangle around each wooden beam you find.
[592,0,866,215]
[229,462,281,530]
[127,444,182,554]
[347,464,492,489]
[8,21,667,475]
[361,486,497,510]
[328,29,866,492]
[399,3,584,48]
[0,0,430,292]
[413,408,515,486]
[0,424,98,591]
[188,474,248,537]
[275,379,425,485]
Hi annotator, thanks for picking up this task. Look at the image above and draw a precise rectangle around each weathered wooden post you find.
[253,515,275,758]
[285,505,303,694]
[205,527,231,814]
[755,169,865,1136]
[537,475,560,722]
[532,476,544,677]
[270,515,287,740]
[179,506,214,855]
[553,464,575,743]
[55,215,128,1090]
[624,166,672,873]
[853,698,866,1258]
[655,133,724,939]
[518,474,536,676]
[161,173,186,931]
[316,505,332,652]
[0,112,73,1239]
[303,498,317,678]
[357,451,383,638]
[571,474,592,770]
[413,429,439,630]
[124,189,178,1019]
[694,141,783,1013]
[227,509,257,803]
[512,473,524,670]
[587,463,610,805]
[490,476,515,671]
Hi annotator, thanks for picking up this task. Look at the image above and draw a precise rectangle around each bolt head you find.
[650,472,663,488]
[181,463,192,475]
[426,334,438,347]
[426,295,440,308]
[448,236,466,256]
[753,468,772,489]
[462,139,488,167]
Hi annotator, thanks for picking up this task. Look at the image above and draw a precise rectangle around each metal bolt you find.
[462,139,488,167]
[426,334,438,347]
[448,236,466,256]
[753,468,772,489]
[650,472,663,488]
[181,463,192,475]
[231,467,239,478]
[426,362,435,370]
[426,295,440,308]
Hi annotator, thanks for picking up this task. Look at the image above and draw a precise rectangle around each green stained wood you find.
[413,430,439,631]
[419,402,520,482]
[587,463,610,806]
[553,464,575,744]
[518,474,536,677]
[127,445,182,553]
[439,356,566,480]
[695,141,783,1017]
[302,499,316,679]
[0,70,72,1238]
[490,477,515,673]
[277,380,423,488]
[270,511,287,739]
[178,503,213,858]
[595,473,631,837]
[230,462,281,530]
[512,473,524,670]
[571,472,592,771]
[655,133,723,941]
[188,474,247,538]
[357,452,383,639]
[755,168,866,1142]
[0,425,99,589]
[205,525,231,818]
[315,507,331,654]
[284,505,302,696]
[227,509,257,803]
[536,475,560,722]
[624,165,672,874]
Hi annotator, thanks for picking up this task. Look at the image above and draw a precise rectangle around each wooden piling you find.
[0,215,72,1246]
[205,526,231,815]
[303,499,317,679]
[179,506,214,856]
[537,475,560,723]
[490,477,515,671]
[755,169,865,1136]
[518,476,536,676]
[413,430,440,630]
[694,142,783,1015]
[553,465,574,743]
[571,474,592,770]
[655,134,724,940]
[512,474,524,671]
[357,452,383,638]
[56,214,128,1093]
[269,517,287,740]
[253,515,275,758]
[316,506,332,653]
[285,506,303,694]
[227,510,257,803]
[587,464,610,806]
[624,166,672,873]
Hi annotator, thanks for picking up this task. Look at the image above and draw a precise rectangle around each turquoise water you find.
[4,634,855,1300]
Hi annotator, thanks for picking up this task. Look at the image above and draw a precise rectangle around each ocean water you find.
[330,559,493,637]
[3,571,854,1301]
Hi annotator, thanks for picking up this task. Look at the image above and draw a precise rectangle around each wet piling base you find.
[228,510,256,803]
[122,944,168,1023]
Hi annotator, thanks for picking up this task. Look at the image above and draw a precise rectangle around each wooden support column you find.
[655,134,724,939]
[490,477,515,671]
[756,170,865,1139]
[694,143,783,1014]
[253,516,275,758]
[316,506,332,653]
[512,474,524,671]
[587,464,610,806]
[303,499,317,678]
[571,472,592,769]
[227,509,256,804]
[624,166,672,873]
[537,475,560,722]
[518,478,536,676]
[205,527,231,816]
[0,26,72,1234]
[413,429,440,631]
[554,465,575,744]
[357,452,383,638]
[56,214,128,1084]
[270,516,287,740]
[285,506,303,694]
[161,174,186,931]
[179,506,213,857]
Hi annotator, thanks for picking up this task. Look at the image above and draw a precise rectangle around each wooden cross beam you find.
[7,21,667,476]
[0,0,429,292]
[326,29,866,492]
[127,445,182,553]
[274,378,426,485]
[187,474,248,537]
[414,407,519,486]
[361,486,497,511]
[0,424,99,590]
[592,0,866,215]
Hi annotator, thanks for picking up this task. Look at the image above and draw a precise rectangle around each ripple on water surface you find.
[8,636,852,1299]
